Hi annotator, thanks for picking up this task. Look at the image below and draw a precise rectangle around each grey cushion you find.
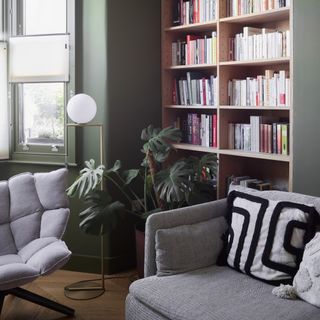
[18,237,57,262]
[34,168,69,210]
[26,240,71,275]
[126,294,169,320]
[0,263,39,291]
[40,209,70,239]
[145,199,228,277]
[0,254,22,267]
[155,217,227,276]
[9,173,43,221]
[130,265,320,320]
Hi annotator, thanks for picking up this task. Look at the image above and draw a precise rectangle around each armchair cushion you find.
[155,216,227,276]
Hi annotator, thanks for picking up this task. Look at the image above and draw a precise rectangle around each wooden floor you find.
[1,270,136,320]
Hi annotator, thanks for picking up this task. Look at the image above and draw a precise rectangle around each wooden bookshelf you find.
[161,0,292,198]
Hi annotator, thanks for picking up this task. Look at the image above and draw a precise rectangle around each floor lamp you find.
[64,94,106,300]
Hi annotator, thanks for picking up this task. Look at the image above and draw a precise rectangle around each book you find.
[281,123,289,155]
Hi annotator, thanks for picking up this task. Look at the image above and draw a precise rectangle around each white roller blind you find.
[0,43,9,159]
[9,34,69,83]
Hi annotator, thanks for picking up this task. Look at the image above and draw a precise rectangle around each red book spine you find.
[187,35,191,65]
[263,124,268,153]
[213,114,217,148]
[277,124,282,154]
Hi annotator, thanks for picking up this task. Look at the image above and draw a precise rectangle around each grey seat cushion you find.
[129,266,320,320]
[0,263,39,291]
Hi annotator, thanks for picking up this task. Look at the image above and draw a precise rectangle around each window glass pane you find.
[20,83,65,146]
[25,0,67,35]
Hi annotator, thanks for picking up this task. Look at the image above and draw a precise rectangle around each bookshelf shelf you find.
[219,149,290,162]
[220,106,290,111]
[167,64,217,70]
[162,0,292,197]
[165,21,217,33]
[165,105,217,110]
[220,7,289,24]
[220,58,290,66]
[172,143,218,153]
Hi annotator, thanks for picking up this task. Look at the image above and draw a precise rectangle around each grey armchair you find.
[0,168,74,316]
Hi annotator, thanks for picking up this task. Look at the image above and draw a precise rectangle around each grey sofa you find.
[0,169,74,316]
[126,187,320,320]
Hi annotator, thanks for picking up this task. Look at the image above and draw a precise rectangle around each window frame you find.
[6,0,76,165]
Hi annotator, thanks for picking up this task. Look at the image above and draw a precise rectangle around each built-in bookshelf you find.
[162,0,292,197]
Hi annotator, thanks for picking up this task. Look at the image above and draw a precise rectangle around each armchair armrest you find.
[144,199,228,277]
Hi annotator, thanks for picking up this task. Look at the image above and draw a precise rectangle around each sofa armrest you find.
[144,198,228,277]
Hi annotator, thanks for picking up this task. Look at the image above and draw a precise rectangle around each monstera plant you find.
[67,125,217,235]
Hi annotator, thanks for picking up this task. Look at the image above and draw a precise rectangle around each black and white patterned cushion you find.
[226,191,318,283]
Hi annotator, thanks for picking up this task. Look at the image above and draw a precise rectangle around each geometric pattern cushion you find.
[225,191,318,284]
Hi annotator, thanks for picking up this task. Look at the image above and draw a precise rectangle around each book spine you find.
[277,123,282,154]
[281,123,289,155]
[213,114,217,148]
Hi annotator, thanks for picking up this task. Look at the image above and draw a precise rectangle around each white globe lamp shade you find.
[67,94,97,124]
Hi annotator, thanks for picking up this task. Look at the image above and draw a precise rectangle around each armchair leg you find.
[7,287,74,316]
[0,292,6,314]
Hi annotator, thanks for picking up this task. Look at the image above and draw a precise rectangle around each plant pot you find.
[135,221,145,279]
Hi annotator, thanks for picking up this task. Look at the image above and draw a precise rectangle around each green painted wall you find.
[0,0,161,273]
[292,0,320,196]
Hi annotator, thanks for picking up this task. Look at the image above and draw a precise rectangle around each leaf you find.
[122,169,140,185]
[186,181,217,206]
[105,160,121,174]
[141,125,182,163]
[154,160,192,204]
[66,159,105,198]
[79,190,125,236]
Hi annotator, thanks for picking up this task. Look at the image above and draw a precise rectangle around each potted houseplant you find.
[67,125,218,277]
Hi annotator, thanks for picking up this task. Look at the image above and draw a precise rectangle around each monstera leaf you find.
[104,159,121,175]
[122,169,140,185]
[67,159,105,198]
[79,190,125,236]
[141,125,181,163]
[154,160,192,204]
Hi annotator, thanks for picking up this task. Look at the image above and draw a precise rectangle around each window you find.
[6,0,75,162]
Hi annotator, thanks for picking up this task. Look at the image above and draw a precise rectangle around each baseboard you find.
[63,251,136,274]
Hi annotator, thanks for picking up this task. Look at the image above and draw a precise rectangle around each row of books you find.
[227,0,290,17]
[172,32,217,66]
[227,70,290,107]
[229,27,290,61]
[173,73,218,106]
[176,114,218,147]
[228,117,289,155]
[227,175,273,194]
[173,0,217,26]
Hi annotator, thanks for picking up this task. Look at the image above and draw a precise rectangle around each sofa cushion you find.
[129,265,320,320]
[225,191,317,283]
[155,217,227,276]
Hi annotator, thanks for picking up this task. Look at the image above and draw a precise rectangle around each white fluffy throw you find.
[272,284,297,299]
[272,232,320,308]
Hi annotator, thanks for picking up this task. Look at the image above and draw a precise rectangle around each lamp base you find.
[64,280,105,300]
